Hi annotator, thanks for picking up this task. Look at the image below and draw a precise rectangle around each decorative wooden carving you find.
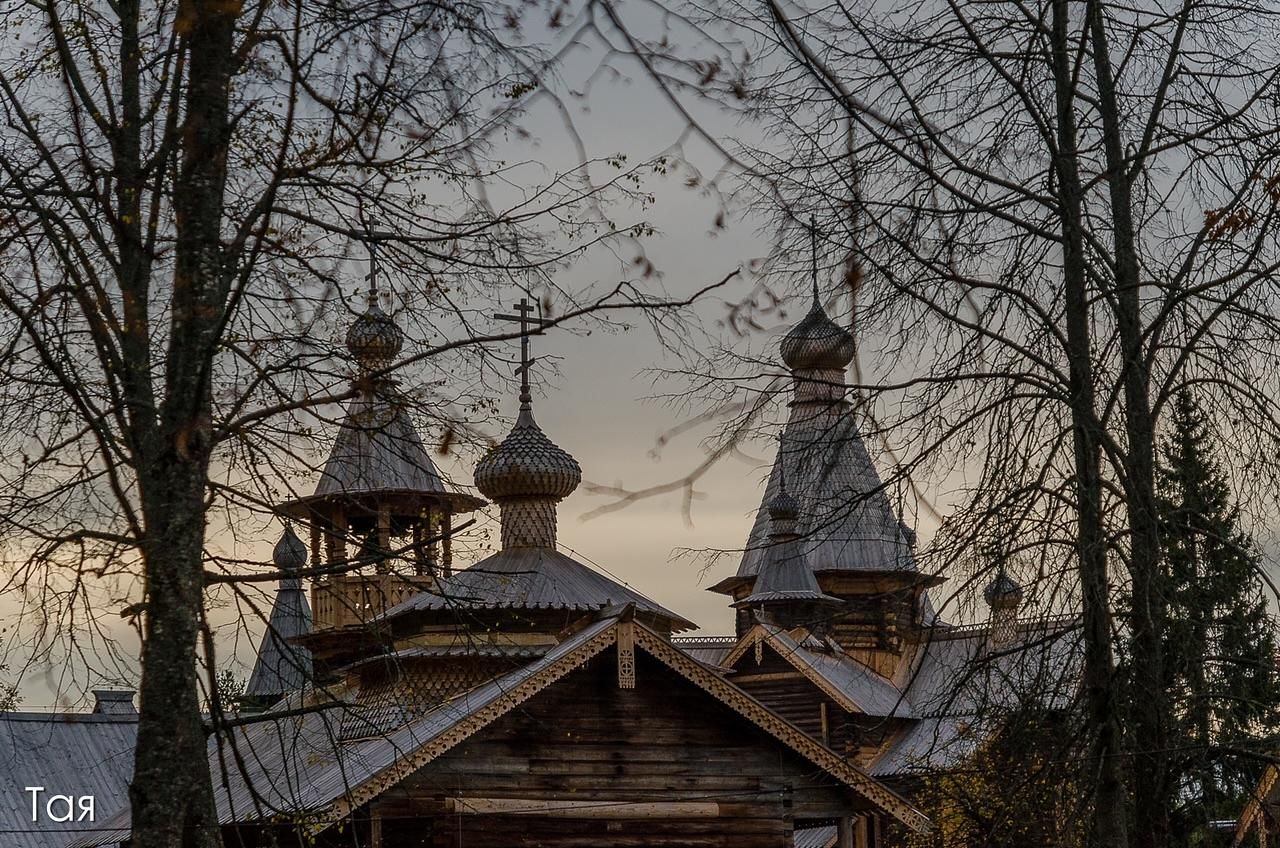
[617,621,636,689]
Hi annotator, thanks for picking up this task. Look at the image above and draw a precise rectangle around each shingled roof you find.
[313,392,447,498]
[735,402,917,579]
[379,547,694,631]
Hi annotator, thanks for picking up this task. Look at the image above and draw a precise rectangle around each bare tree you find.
[0,1,726,845]
[582,0,1280,844]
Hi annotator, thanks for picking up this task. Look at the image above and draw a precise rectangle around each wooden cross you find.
[364,240,379,305]
[493,297,553,402]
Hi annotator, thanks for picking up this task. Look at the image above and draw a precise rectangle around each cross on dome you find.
[493,297,554,409]
[346,239,403,372]
[474,296,581,549]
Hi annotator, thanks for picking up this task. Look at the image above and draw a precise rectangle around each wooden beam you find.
[838,816,855,848]
[730,671,806,684]
[443,798,724,818]
[369,808,383,848]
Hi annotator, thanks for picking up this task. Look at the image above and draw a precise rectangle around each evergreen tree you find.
[1157,391,1280,844]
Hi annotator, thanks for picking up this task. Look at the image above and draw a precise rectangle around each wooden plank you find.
[445,798,724,817]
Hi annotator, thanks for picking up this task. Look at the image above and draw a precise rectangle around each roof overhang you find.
[278,488,486,523]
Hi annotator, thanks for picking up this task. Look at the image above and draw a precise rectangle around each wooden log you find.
[443,798,724,818]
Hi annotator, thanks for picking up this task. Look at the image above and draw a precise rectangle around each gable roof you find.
[72,614,929,845]
[0,710,138,848]
[723,624,911,717]
[379,547,694,631]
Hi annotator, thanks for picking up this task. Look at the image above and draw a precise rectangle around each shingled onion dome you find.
[475,391,582,550]
[274,524,308,588]
[983,567,1024,609]
[780,284,855,403]
[736,466,842,627]
[346,299,405,374]
[984,566,1023,647]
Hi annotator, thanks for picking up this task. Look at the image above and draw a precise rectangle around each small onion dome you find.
[475,408,582,501]
[273,525,308,572]
[768,486,800,524]
[346,302,404,371]
[984,568,1024,607]
[780,297,856,371]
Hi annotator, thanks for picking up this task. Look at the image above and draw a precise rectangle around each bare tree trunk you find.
[1052,2,1130,844]
[131,475,220,848]
[1086,6,1169,845]
[129,1,238,845]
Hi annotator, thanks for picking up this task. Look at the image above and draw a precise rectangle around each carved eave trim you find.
[720,624,769,669]
[634,626,931,834]
[322,622,618,829]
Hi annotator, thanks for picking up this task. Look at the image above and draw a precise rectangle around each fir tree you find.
[1157,391,1280,843]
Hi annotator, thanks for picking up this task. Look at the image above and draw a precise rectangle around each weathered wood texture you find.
[388,650,861,847]
[729,648,906,767]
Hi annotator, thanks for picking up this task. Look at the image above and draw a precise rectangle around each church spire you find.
[474,298,581,549]
[712,219,922,613]
[243,525,313,711]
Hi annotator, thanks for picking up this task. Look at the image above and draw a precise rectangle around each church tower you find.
[710,244,941,676]
[279,273,484,635]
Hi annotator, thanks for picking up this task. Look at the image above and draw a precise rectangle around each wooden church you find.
[63,269,1078,848]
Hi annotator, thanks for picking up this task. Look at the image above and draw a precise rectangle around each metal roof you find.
[871,619,1083,777]
[793,824,838,848]
[671,636,737,667]
[736,399,917,579]
[379,546,694,630]
[0,711,137,848]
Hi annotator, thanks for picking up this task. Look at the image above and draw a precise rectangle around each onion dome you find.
[274,525,307,572]
[475,408,582,502]
[768,485,800,524]
[780,295,856,372]
[274,525,307,589]
[984,567,1024,608]
[346,301,404,371]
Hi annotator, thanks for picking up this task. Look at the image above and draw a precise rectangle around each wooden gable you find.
[380,649,854,847]
[722,630,909,770]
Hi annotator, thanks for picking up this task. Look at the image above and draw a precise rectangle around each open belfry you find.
[74,256,1077,848]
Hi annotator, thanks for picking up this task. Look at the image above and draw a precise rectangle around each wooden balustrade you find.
[312,573,436,630]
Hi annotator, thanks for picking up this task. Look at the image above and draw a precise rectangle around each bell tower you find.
[280,251,483,631]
